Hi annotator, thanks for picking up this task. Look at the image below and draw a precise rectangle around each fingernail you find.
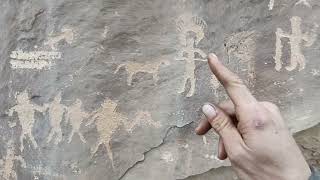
[202,104,217,119]
[208,53,218,59]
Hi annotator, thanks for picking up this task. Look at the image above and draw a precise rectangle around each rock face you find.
[0,0,319,179]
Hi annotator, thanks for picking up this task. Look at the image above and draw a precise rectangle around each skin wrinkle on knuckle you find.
[210,114,231,133]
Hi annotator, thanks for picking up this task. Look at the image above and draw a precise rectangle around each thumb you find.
[202,104,244,156]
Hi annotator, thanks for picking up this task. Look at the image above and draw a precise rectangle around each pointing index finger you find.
[208,53,257,107]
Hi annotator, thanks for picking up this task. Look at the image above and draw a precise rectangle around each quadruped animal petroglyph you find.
[114,59,170,86]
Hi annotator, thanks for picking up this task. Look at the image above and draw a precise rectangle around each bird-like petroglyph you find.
[0,140,26,180]
[86,99,161,168]
[45,93,67,145]
[8,91,47,152]
[44,26,75,50]
[114,60,170,86]
[274,16,318,71]
[176,14,208,97]
[65,99,90,143]
[9,50,61,70]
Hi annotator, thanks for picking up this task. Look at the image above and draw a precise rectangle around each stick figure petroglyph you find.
[0,140,26,180]
[8,91,47,152]
[114,60,170,86]
[274,16,318,71]
[45,93,67,145]
[86,99,161,168]
[176,15,207,97]
[65,99,89,143]
[44,26,75,50]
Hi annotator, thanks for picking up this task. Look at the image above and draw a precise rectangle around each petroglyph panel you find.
[1,0,320,180]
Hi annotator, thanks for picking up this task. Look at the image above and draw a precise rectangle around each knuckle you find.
[223,75,245,88]
[210,113,231,133]
[228,145,246,161]
[261,101,279,111]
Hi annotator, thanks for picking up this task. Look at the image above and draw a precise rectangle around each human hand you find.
[196,53,311,180]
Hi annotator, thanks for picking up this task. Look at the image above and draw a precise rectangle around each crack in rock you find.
[118,121,194,180]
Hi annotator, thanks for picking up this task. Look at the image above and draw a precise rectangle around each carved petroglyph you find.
[268,0,275,10]
[0,140,26,180]
[225,31,257,87]
[86,99,161,168]
[311,69,320,76]
[65,99,89,143]
[295,0,311,7]
[102,25,109,38]
[161,151,175,163]
[9,50,61,70]
[86,99,126,168]
[8,91,47,152]
[44,26,75,50]
[125,111,161,133]
[114,60,170,86]
[45,93,67,145]
[176,15,207,97]
[274,16,318,71]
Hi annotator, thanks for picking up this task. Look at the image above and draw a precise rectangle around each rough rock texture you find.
[0,0,320,180]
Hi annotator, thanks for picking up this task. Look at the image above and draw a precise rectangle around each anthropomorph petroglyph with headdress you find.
[86,99,161,168]
[8,91,47,152]
[274,16,318,72]
[176,14,208,97]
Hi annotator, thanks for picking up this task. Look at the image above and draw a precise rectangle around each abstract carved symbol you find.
[295,0,311,7]
[0,140,26,180]
[65,99,89,144]
[176,15,207,97]
[45,92,67,145]
[274,16,318,71]
[86,99,161,169]
[44,26,75,50]
[268,0,275,10]
[8,91,47,152]
[114,59,170,86]
[9,50,61,70]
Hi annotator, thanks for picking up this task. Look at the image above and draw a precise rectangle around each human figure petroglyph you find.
[8,91,47,152]
[114,60,170,86]
[44,26,75,50]
[65,99,89,143]
[0,140,26,180]
[274,16,318,71]
[176,15,207,97]
[45,93,67,145]
[86,99,161,168]
[86,99,126,168]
